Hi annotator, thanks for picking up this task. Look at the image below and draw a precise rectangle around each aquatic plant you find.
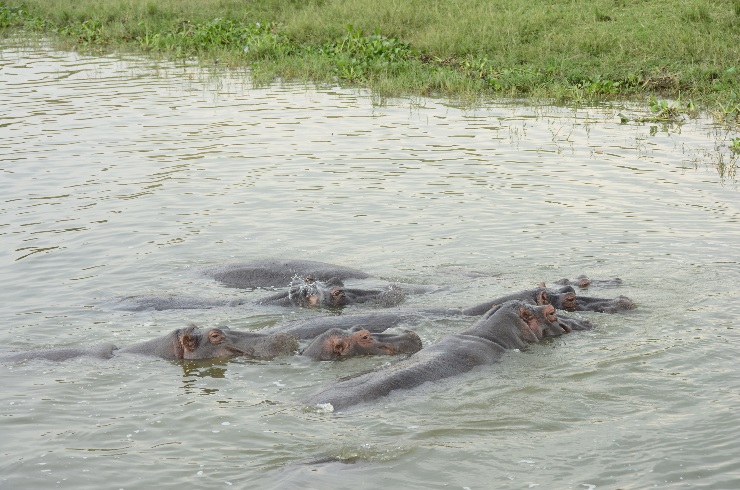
[715,89,740,123]
[627,97,698,123]
[318,26,415,81]
[0,3,23,27]
[136,18,294,60]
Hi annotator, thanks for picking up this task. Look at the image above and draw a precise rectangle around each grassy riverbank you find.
[2,0,740,122]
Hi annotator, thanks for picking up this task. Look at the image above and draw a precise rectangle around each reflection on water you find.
[1,38,739,489]
[180,360,228,395]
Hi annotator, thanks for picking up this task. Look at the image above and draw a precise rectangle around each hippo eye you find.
[208,330,225,344]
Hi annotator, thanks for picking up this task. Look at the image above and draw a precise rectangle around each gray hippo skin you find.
[553,275,624,289]
[203,259,370,289]
[301,327,422,361]
[303,300,568,411]
[0,325,299,363]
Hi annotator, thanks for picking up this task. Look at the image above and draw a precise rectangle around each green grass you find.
[1,0,740,121]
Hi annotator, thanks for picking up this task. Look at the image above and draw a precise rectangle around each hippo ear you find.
[517,307,540,342]
[331,338,349,356]
[537,290,549,305]
[519,306,535,323]
[180,333,199,352]
[207,329,225,345]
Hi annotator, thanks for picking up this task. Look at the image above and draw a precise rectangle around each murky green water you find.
[1,39,739,489]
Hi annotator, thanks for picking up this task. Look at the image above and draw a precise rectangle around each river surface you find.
[1,38,739,489]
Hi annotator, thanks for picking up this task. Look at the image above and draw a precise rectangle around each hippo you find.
[256,277,349,308]
[256,277,407,310]
[303,300,569,411]
[545,285,635,313]
[553,275,624,289]
[456,286,633,317]
[301,327,423,361]
[117,325,299,360]
[202,259,370,289]
[111,277,410,312]
[0,325,299,363]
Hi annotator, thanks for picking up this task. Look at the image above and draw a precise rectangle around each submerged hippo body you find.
[110,295,243,311]
[0,325,299,364]
[0,343,118,363]
[203,259,371,289]
[303,300,568,411]
[301,327,423,361]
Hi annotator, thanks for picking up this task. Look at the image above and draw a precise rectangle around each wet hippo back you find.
[0,343,118,363]
[202,259,370,289]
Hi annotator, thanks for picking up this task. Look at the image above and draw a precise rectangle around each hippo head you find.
[539,286,578,311]
[479,300,569,348]
[517,303,569,341]
[288,277,348,308]
[177,326,250,360]
[547,285,635,313]
[302,327,422,361]
[554,275,592,288]
[177,326,299,360]
[572,275,592,288]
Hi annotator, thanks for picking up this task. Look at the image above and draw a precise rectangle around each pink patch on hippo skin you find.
[527,319,543,340]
